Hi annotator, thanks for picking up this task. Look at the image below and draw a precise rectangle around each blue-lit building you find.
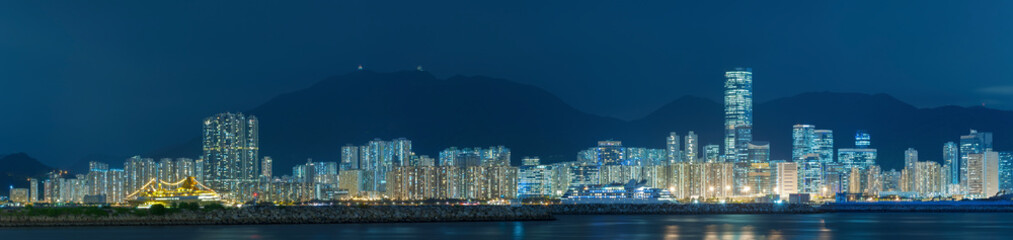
[960,129,993,188]
[999,152,1013,192]
[666,132,683,164]
[944,142,959,185]
[518,160,554,198]
[724,68,753,163]
[595,140,624,166]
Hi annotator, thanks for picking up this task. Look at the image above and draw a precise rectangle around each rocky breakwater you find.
[0,205,554,227]
[547,203,820,215]
[821,201,1013,212]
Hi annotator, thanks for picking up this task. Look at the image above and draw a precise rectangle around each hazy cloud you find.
[978,86,1013,95]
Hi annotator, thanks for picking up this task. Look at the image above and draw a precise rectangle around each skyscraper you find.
[966,151,999,198]
[904,148,918,191]
[814,130,834,163]
[943,142,959,185]
[839,130,877,170]
[666,132,682,164]
[392,138,413,166]
[341,145,360,170]
[791,124,817,162]
[261,156,273,178]
[202,112,259,190]
[960,129,993,188]
[595,140,624,166]
[855,130,871,149]
[998,152,1013,192]
[684,131,699,163]
[724,68,753,163]
[747,142,770,163]
[704,145,721,163]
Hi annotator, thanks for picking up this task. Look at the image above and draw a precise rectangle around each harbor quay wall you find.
[547,203,820,215]
[6,202,1013,227]
[0,205,554,227]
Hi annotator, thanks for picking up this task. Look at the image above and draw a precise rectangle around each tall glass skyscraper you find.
[814,130,834,163]
[724,68,753,163]
[943,142,959,185]
[960,129,993,188]
[202,112,259,190]
[791,124,816,162]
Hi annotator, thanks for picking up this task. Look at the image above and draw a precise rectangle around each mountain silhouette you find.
[0,153,54,190]
[139,71,1011,172]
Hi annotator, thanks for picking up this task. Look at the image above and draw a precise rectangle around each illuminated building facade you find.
[966,151,999,198]
[666,132,683,164]
[595,140,624,166]
[999,152,1013,192]
[202,112,259,192]
[684,131,699,163]
[724,68,752,163]
[960,129,993,189]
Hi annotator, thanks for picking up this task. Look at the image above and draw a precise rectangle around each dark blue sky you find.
[2,0,1012,166]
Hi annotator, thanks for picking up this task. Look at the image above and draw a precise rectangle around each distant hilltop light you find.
[357,65,364,70]
[417,65,424,71]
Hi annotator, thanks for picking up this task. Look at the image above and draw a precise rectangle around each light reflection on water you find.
[6,213,1013,239]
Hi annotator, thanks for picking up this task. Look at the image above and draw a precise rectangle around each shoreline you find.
[6,202,1013,227]
[0,205,554,227]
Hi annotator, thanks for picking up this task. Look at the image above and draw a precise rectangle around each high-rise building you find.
[943,142,959,185]
[414,155,436,167]
[704,144,721,163]
[202,112,259,190]
[439,146,511,167]
[855,130,871,149]
[839,130,877,170]
[261,157,273,178]
[814,130,834,163]
[838,148,877,170]
[966,150,999,198]
[747,142,770,163]
[791,124,817,162]
[666,132,683,164]
[518,164,554,198]
[522,157,541,166]
[595,140,624,166]
[29,178,38,203]
[904,148,919,191]
[724,68,753,163]
[684,132,699,163]
[960,129,993,189]
[998,152,1013,192]
[341,145,360,170]
[158,158,175,182]
[773,161,798,200]
[392,138,413,166]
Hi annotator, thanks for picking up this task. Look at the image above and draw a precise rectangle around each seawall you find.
[547,203,820,215]
[0,206,554,227]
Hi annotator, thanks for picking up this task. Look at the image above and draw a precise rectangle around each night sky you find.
[2,1,1012,166]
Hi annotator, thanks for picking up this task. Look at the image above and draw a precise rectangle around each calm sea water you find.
[6,213,1013,239]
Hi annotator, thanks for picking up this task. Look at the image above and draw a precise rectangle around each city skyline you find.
[6,1,1013,238]
[8,66,1012,206]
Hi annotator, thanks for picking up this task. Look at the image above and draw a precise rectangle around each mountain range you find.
[52,70,1012,173]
